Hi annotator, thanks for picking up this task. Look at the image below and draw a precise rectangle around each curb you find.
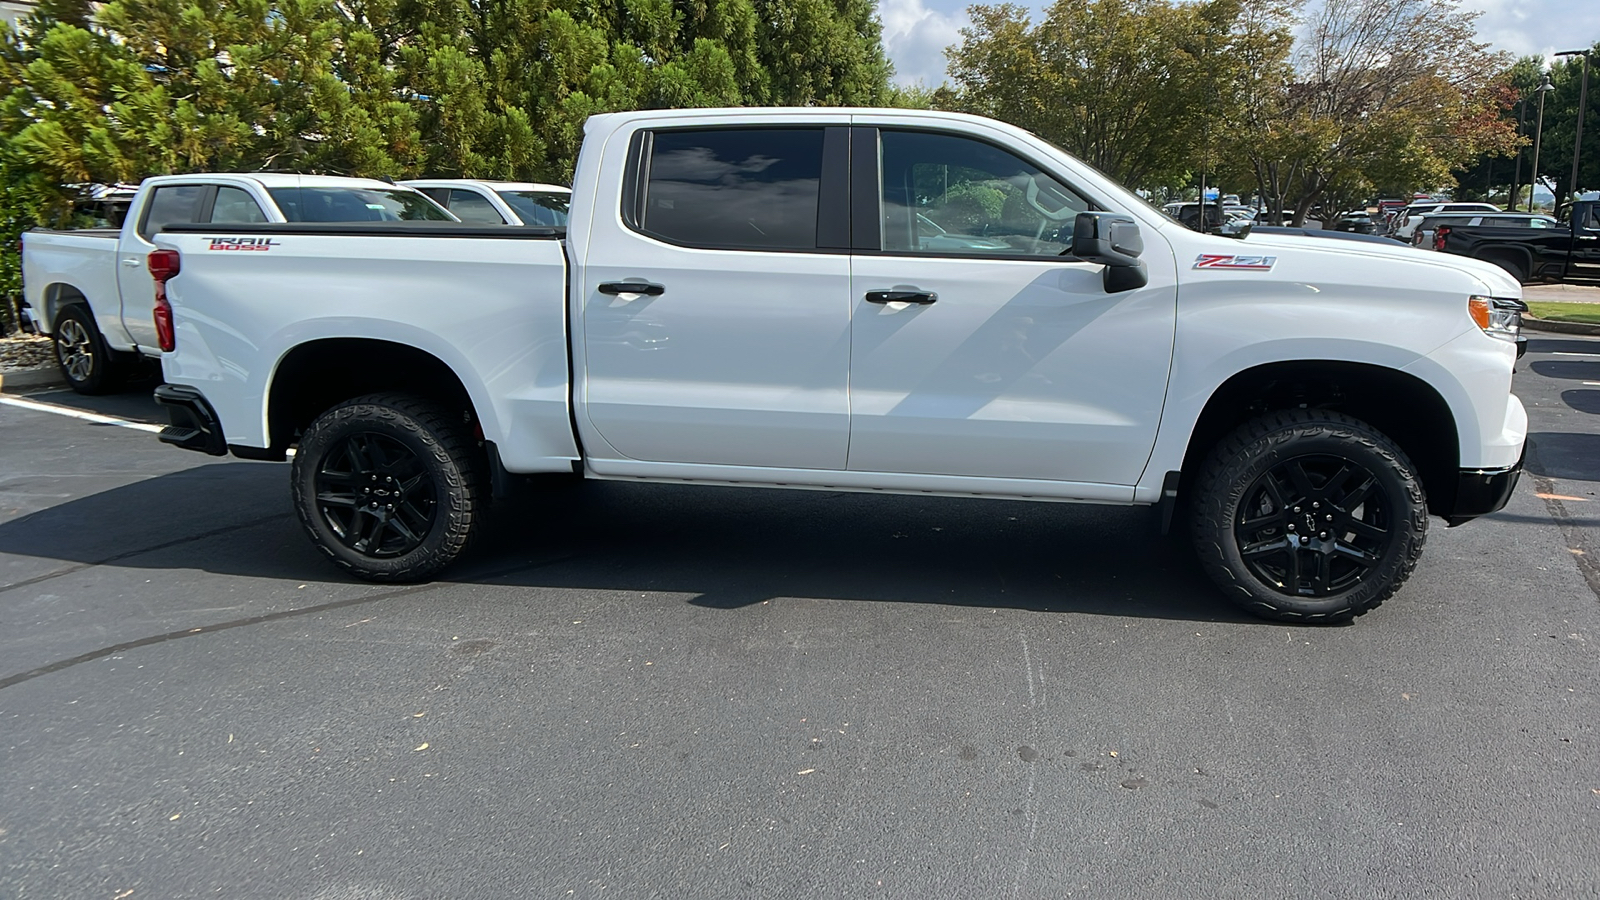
[1524,316,1600,337]
[0,367,66,393]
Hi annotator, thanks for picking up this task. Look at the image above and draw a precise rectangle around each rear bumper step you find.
[153,384,228,456]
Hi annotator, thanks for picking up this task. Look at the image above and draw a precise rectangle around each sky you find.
[881,0,1600,86]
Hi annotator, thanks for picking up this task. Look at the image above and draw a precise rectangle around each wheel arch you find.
[265,338,484,456]
[41,283,90,333]
[1471,244,1534,280]
[1179,360,1462,518]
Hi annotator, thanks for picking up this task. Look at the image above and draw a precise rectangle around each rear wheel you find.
[53,305,117,394]
[1190,409,1426,623]
[1483,254,1528,284]
[292,393,483,582]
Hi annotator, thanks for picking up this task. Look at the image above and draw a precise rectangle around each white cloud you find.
[880,0,971,86]
[878,0,1598,90]
[1456,0,1600,60]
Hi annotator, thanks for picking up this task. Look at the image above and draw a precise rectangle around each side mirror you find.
[1072,212,1149,293]
[1218,218,1253,239]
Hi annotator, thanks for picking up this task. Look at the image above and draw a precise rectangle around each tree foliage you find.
[0,0,892,318]
[1530,45,1600,213]
[1216,0,1519,223]
[939,0,1251,189]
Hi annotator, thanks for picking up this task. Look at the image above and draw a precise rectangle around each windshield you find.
[269,187,455,223]
[497,191,570,227]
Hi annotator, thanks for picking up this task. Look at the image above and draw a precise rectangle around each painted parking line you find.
[0,394,165,434]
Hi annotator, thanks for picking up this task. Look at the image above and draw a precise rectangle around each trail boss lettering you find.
[207,237,280,251]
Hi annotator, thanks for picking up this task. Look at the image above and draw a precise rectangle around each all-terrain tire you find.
[53,305,118,394]
[292,393,483,582]
[1189,409,1427,623]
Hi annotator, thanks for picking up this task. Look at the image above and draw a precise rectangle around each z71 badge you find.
[207,237,280,251]
[1194,253,1276,270]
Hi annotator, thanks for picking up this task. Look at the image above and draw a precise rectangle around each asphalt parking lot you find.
[2,335,1598,899]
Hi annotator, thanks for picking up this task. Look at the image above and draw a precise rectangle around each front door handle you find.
[865,289,937,305]
[598,281,665,296]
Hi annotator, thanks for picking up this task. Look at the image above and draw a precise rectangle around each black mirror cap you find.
[1073,212,1144,265]
[1074,212,1148,293]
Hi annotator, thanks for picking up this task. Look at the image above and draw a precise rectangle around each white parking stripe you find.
[0,395,166,434]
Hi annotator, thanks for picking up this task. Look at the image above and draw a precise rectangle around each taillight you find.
[1433,226,1450,252]
[148,249,180,352]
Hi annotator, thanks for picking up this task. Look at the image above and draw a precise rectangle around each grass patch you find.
[1526,301,1600,325]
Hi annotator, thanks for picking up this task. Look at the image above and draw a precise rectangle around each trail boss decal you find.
[1194,253,1276,270]
[207,237,280,251]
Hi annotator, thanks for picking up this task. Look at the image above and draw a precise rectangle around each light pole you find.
[1531,73,1555,211]
[1510,94,1527,210]
[1555,49,1593,215]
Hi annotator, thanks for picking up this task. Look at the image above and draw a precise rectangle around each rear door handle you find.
[120,258,142,267]
[865,290,937,305]
[598,281,665,296]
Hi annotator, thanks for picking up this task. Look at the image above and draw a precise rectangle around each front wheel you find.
[292,393,483,582]
[1189,410,1427,623]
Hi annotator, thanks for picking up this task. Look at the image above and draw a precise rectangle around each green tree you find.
[941,0,1252,190]
[1220,0,1519,224]
[1530,44,1600,215]
[0,0,425,192]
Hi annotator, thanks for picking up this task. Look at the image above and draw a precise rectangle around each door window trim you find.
[620,125,849,255]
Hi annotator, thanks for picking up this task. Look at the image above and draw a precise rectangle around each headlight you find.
[1469,296,1525,343]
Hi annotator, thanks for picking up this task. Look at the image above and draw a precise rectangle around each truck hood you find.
[1232,230,1524,300]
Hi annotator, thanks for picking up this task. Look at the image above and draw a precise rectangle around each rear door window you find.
[209,186,268,224]
[446,189,507,224]
[636,128,825,251]
[269,187,454,222]
[139,185,208,239]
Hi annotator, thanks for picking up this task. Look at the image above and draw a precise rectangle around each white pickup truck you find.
[20,174,454,393]
[148,108,1528,623]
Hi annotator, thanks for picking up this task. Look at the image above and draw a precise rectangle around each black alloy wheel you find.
[314,431,438,558]
[292,393,482,582]
[1190,409,1426,623]
[1233,454,1394,598]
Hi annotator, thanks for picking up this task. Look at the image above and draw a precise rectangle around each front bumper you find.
[153,384,228,456]
[1444,451,1524,526]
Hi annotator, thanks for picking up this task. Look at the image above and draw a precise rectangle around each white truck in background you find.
[147,107,1528,623]
[401,179,572,227]
[20,174,454,393]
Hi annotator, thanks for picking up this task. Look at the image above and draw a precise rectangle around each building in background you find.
[1,1,36,29]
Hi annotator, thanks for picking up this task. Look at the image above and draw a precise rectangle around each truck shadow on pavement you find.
[1526,431,1600,483]
[0,462,1255,624]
